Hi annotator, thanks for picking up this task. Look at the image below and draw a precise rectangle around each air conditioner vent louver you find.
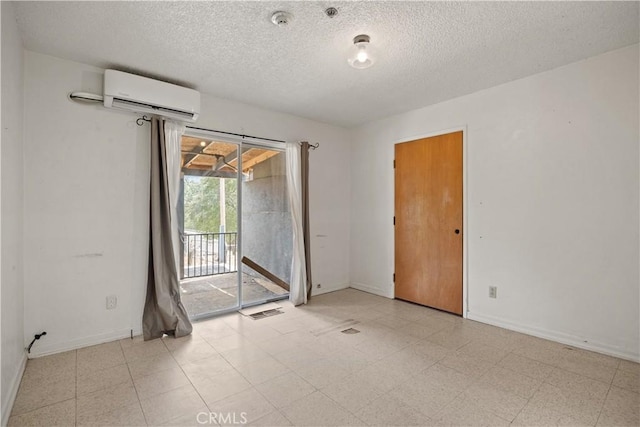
[110,98,197,121]
[103,70,200,122]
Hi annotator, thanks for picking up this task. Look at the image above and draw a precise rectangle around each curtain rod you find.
[136,115,319,149]
[136,115,285,144]
[186,125,286,144]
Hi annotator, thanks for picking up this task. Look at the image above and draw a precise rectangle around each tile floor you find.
[8,289,640,426]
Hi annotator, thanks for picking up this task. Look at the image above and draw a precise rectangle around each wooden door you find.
[394,131,463,315]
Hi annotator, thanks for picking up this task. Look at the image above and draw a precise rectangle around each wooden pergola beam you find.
[241,256,290,291]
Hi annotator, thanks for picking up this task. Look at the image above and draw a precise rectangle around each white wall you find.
[22,51,351,357]
[1,2,27,423]
[350,45,640,361]
[23,52,149,357]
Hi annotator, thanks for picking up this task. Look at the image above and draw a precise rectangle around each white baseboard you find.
[1,352,27,426]
[468,311,640,363]
[349,282,394,299]
[28,328,137,359]
[312,282,350,296]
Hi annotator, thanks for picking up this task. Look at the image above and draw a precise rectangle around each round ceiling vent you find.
[325,7,338,18]
[271,11,292,27]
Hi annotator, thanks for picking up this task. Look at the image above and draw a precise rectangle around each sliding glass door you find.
[178,132,290,319]
[179,138,241,318]
[240,145,292,307]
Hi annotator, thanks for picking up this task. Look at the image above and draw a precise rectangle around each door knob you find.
[455,229,460,234]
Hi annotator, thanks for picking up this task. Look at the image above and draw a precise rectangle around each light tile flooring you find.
[9,289,640,426]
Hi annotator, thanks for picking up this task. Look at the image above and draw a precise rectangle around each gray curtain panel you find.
[301,141,313,298]
[143,117,193,340]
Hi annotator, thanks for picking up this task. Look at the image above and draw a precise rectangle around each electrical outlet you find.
[489,286,497,299]
[106,295,117,310]
[316,283,321,289]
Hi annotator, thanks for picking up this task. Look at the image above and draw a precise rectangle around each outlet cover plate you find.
[489,286,497,299]
[106,295,117,310]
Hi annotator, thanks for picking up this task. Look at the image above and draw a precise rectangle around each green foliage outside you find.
[183,176,237,234]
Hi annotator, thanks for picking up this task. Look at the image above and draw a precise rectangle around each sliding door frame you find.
[182,128,288,320]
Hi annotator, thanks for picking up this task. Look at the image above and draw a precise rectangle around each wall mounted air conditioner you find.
[103,70,200,122]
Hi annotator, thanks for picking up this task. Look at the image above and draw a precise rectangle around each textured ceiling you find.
[13,1,640,127]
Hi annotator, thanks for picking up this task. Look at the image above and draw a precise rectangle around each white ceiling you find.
[13,1,639,128]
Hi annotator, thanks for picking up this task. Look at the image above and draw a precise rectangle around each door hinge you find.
[393,159,396,169]
[393,273,396,282]
[393,216,395,225]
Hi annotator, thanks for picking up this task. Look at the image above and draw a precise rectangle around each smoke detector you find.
[271,11,292,27]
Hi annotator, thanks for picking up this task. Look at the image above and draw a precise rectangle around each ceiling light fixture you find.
[348,34,375,69]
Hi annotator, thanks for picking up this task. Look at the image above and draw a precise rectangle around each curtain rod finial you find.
[300,141,319,150]
[136,115,152,126]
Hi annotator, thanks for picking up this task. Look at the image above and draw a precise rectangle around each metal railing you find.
[182,232,238,279]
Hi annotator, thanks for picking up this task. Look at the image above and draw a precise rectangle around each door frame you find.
[393,126,468,318]
[181,127,289,321]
